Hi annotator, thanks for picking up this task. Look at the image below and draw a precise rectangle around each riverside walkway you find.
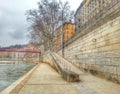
[12,63,81,94]
[7,53,120,94]
[52,53,120,94]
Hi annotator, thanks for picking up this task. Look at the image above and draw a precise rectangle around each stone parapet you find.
[50,52,79,82]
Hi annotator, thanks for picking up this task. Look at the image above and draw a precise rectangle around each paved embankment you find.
[54,53,120,94]
[0,64,38,94]
[11,63,81,94]
[2,57,120,94]
[72,73,120,94]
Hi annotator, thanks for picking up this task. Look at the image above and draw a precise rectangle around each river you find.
[0,62,35,92]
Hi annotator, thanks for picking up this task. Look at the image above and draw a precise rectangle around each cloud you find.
[0,0,40,47]
[8,27,27,39]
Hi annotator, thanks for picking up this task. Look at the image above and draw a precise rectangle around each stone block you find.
[62,69,79,82]
[90,64,100,71]
[117,67,120,75]
[111,58,120,66]
[118,75,120,83]
[105,72,111,80]
[107,66,117,74]
[113,51,120,57]
[110,74,119,84]
[102,65,109,72]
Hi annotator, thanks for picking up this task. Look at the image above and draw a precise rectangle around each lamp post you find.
[61,10,64,57]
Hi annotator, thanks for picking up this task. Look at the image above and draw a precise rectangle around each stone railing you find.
[50,52,79,82]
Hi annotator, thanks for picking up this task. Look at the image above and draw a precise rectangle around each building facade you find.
[75,0,117,32]
[55,22,74,50]
[0,44,40,61]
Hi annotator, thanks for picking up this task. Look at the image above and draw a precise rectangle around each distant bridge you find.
[0,49,41,63]
[0,49,41,53]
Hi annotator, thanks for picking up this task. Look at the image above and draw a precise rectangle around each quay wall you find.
[58,16,120,83]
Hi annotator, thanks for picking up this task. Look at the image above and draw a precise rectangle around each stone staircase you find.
[50,52,79,82]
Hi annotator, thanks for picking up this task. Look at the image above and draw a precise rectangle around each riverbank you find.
[10,63,81,94]
[0,63,37,94]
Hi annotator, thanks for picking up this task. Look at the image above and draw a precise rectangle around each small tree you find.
[26,0,74,50]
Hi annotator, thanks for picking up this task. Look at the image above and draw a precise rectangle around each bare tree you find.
[26,0,74,50]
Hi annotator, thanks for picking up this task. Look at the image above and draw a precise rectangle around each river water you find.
[0,62,35,92]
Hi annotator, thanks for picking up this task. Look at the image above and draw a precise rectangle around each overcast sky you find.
[0,0,82,47]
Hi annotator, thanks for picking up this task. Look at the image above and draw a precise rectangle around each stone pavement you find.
[55,53,120,94]
[73,73,120,94]
[14,63,81,94]
[10,56,120,94]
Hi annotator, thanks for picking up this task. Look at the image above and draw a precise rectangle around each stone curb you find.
[0,63,39,94]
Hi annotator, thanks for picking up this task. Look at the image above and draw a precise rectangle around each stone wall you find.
[58,16,120,83]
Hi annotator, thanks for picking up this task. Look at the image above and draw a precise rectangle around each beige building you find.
[55,22,74,51]
[0,44,41,61]
[75,0,114,32]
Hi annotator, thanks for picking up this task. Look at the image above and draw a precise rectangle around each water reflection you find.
[0,62,35,92]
